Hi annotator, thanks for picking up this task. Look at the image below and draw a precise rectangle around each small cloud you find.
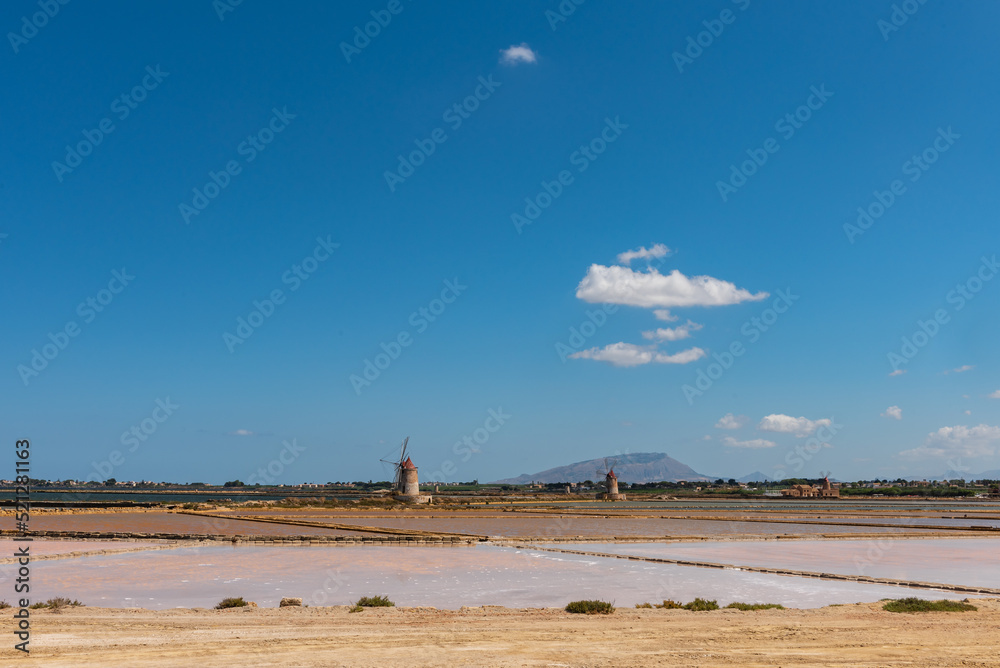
[989,390,1000,399]
[569,342,706,367]
[964,410,972,415]
[576,264,768,309]
[758,414,832,437]
[888,369,906,377]
[722,436,777,449]
[617,243,670,265]
[641,320,702,342]
[621,421,633,427]
[944,365,975,375]
[702,435,712,441]
[499,43,537,66]
[653,309,678,322]
[881,406,902,420]
[715,413,748,430]
[229,429,254,436]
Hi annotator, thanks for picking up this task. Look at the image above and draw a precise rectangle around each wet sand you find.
[7,599,1000,667]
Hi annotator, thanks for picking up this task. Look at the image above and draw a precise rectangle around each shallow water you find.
[0,542,983,610]
[0,513,366,536]
[564,538,1000,588]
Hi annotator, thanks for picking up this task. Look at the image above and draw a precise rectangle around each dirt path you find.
[4,600,999,667]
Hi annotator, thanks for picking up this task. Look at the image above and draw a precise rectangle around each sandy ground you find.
[4,599,1000,667]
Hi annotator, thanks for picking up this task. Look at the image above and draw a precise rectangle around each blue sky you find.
[3,0,999,485]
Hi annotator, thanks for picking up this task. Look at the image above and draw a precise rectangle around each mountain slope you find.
[493,452,712,484]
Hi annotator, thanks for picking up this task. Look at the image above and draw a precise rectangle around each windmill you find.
[381,437,410,493]
[380,437,421,499]
[595,457,625,501]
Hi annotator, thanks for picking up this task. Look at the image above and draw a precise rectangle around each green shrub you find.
[882,598,977,613]
[28,597,83,610]
[725,602,784,611]
[565,600,614,614]
[0,601,11,609]
[215,597,247,609]
[656,599,684,609]
[348,604,364,613]
[635,602,653,608]
[355,595,394,608]
[682,598,719,611]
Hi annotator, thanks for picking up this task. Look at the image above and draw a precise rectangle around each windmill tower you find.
[595,457,626,501]
[380,437,430,503]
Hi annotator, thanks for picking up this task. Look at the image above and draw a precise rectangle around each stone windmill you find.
[596,457,626,501]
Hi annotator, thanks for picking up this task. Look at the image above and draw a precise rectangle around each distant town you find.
[3,476,999,499]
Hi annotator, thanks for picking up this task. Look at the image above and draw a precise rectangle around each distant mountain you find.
[493,452,712,485]
[736,471,773,483]
[938,469,1000,480]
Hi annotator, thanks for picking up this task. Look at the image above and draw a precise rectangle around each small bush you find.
[0,601,11,609]
[215,597,248,609]
[883,598,977,613]
[348,604,364,613]
[656,599,684,609]
[682,598,719,611]
[355,595,394,608]
[565,600,614,614]
[28,598,83,610]
[635,602,653,608]
[725,602,784,611]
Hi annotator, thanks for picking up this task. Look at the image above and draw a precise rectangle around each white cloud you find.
[715,413,748,430]
[702,435,712,441]
[641,320,703,342]
[898,424,1000,459]
[944,365,975,374]
[653,309,678,322]
[881,406,902,420]
[576,264,768,309]
[989,390,1000,399]
[569,342,705,367]
[229,429,254,436]
[722,436,777,449]
[758,414,832,437]
[889,370,906,377]
[499,43,537,65]
[964,410,972,415]
[617,244,670,265]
